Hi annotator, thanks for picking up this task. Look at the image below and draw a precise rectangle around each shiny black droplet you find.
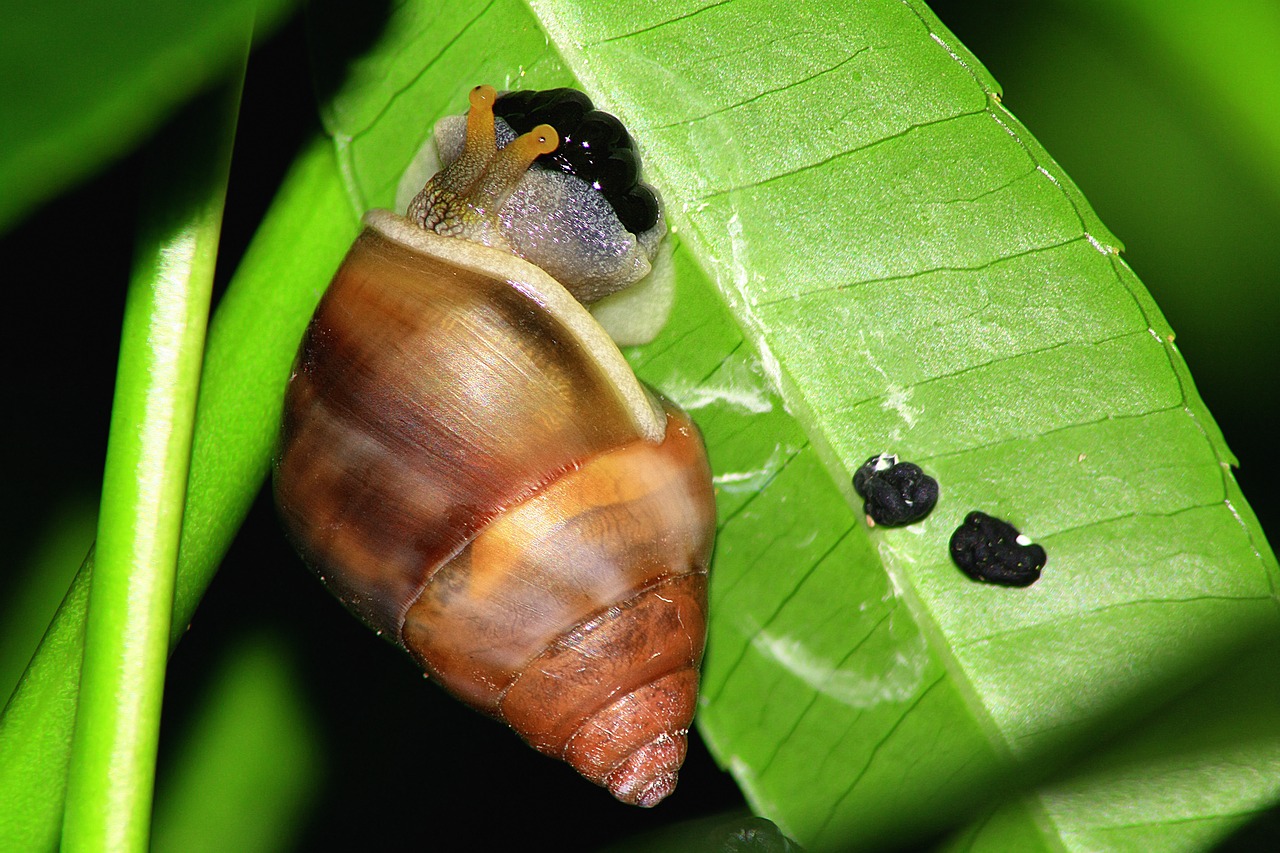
[494,88,659,233]
[949,511,1046,587]
[852,453,939,527]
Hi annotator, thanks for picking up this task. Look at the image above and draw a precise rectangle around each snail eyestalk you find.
[467,124,558,214]
[414,86,498,203]
[463,85,498,161]
[408,87,560,249]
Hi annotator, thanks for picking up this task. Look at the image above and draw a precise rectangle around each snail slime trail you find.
[273,86,716,807]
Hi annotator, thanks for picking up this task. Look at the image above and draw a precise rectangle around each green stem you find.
[0,135,357,852]
[59,70,246,852]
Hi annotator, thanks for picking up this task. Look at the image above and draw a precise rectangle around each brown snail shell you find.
[273,86,715,806]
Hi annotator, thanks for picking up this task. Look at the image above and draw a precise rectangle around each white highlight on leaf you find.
[713,445,795,494]
[1084,233,1115,255]
[928,30,965,68]
[725,212,784,394]
[670,380,773,414]
[663,351,775,415]
[854,329,919,441]
[752,627,929,710]
[989,112,1020,141]
[881,383,919,436]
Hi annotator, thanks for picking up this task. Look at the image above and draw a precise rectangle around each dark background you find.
[2,2,1276,849]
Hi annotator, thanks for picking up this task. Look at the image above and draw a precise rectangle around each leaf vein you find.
[1043,500,1228,539]
[756,610,892,779]
[955,594,1274,648]
[814,673,946,844]
[591,0,737,46]
[346,0,498,141]
[916,404,1186,462]
[652,47,870,131]
[842,326,1150,408]
[755,234,1085,307]
[708,518,854,705]
[715,439,808,532]
[697,106,988,201]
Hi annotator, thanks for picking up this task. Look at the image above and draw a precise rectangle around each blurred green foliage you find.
[151,635,322,853]
[2,1,1278,850]
[0,0,299,231]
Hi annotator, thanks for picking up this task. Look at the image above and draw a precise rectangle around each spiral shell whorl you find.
[401,413,713,805]
[495,571,707,806]
[275,215,715,806]
[565,670,697,807]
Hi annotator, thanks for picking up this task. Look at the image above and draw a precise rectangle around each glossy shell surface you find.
[274,211,716,805]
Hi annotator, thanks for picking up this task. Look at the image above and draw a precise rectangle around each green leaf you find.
[0,495,96,707]
[0,0,298,233]
[8,0,1272,849]
[930,0,1280,484]
[310,0,1280,849]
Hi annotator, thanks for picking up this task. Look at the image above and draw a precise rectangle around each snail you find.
[273,85,716,807]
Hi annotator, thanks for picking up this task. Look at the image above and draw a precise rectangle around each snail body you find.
[273,86,715,806]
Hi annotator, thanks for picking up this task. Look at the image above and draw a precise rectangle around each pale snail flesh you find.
[273,85,716,807]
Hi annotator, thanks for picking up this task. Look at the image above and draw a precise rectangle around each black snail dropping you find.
[949,511,1047,587]
[852,453,939,527]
